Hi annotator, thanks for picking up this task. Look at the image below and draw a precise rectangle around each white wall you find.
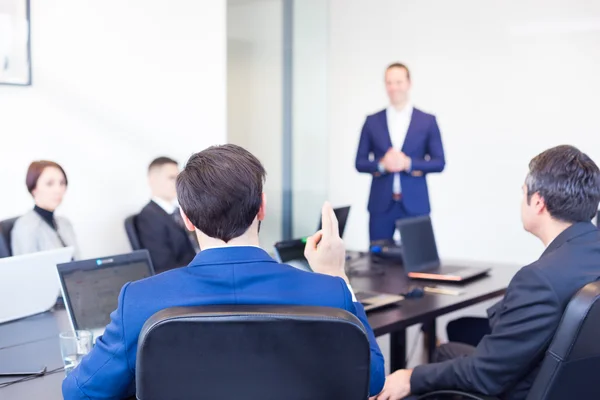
[227,0,283,249]
[328,0,600,266]
[0,0,227,258]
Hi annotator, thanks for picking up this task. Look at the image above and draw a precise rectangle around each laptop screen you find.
[57,250,154,331]
[317,206,350,237]
[274,206,351,267]
[274,239,307,263]
[396,216,440,272]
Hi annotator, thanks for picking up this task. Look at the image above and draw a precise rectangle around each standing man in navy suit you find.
[356,63,446,241]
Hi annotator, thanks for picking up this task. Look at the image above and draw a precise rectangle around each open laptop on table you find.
[274,206,352,272]
[317,205,350,237]
[274,206,403,311]
[0,247,75,324]
[397,215,490,282]
[57,250,155,341]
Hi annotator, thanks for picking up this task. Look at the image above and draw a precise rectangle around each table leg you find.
[423,320,437,363]
[390,329,407,372]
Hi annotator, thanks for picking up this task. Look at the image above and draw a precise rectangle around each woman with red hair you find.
[11,160,80,258]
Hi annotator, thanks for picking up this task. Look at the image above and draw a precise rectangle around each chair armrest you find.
[416,390,500,400]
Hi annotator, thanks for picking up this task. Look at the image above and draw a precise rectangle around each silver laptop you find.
[0,247,74,324]
[396,216,490,282]
[57,250,155,340]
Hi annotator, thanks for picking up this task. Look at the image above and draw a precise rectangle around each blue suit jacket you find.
[62,246,385,399]
[355,108,445,215]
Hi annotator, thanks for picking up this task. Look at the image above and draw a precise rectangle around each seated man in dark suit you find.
[373,145,600,400]
[63,145,385,399]
[137,157,199,273]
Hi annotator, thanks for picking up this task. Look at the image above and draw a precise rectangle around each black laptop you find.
[57,250,155,341]
[396,216,490,282]
[274,206,351,270]
[274,206,403,311]
[317,206,350,237]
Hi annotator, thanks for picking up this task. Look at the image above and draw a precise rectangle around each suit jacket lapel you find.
[377,110,393,148]
[401,108,420,152]
[150,200,181,231]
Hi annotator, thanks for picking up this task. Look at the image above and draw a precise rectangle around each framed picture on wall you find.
[0,0,31,86]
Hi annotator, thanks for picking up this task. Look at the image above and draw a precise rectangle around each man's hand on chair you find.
[370,369,413,400]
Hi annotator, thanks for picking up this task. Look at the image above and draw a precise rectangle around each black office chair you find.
[124,214,142,251]
[416,280,600,400]
[0,217,18,258]
[136,305,371,400]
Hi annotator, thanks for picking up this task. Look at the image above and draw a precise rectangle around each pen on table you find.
[423,286,463,296]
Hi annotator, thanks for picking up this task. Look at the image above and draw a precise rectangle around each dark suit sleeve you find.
[409,116,445,173]
[137,211,177,273]
[411,267,561,396]
[339,280,385,396]
[63,284,135,399]
[355,118,380,174]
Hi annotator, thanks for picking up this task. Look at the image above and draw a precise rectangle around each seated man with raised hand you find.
[63,144,384,399]
[372,145,600,400]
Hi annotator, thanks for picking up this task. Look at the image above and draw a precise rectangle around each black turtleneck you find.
[34,205,57,230]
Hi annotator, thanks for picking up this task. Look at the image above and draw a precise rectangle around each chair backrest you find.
[136,305,371,400]
[124,215,142,251]
[0,217,18,258]
[526,280,600,400]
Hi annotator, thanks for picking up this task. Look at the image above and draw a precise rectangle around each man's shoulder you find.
[366,109,386,120]
[280,263,347,285]
[412,107,436,120]
[122,263,352,318]
[517,240,600,303]
[137,202,168,227]
[276,265,352,307]
[126,266,185,293]
[124,262,346,295]
[138,201,159,216]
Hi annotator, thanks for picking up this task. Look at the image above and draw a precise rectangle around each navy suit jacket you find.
[355,108,445,215]
[137,200,196,274]
[62,246,385,399]
[411,222,600,399]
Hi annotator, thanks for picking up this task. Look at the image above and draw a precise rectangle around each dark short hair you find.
[386,62,411,80]
[26,161,68,194]
[148,156,178,172]
[526,145,600,223]
[176,144,266,242]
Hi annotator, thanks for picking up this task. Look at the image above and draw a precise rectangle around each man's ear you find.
[180,208,196,232]
[532,192,547,215]
[257,193,267,221]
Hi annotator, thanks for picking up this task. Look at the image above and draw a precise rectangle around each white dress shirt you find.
[152,197,178,215]
[386,103,413,194]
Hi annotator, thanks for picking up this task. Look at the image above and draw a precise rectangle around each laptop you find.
[274,206,403,311]
[57,250,155,340]
[274,206,352,271]
[317,205,351,237]
[396,216,490,282]
[0,247,75,324]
